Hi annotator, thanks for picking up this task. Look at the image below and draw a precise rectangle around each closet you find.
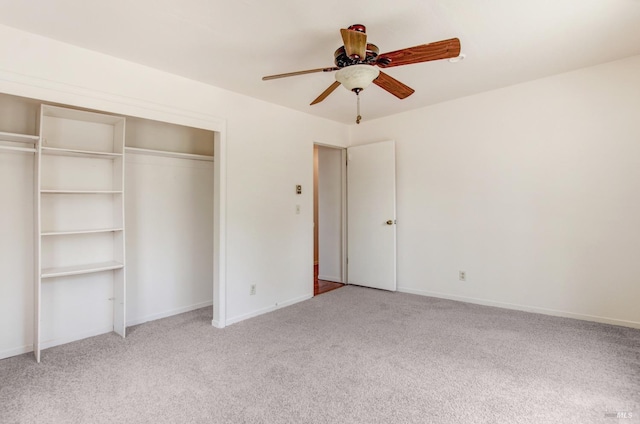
[124,117,214,328]
[0,93,215,362]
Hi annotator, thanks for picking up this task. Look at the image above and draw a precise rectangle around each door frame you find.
[313,142,348,286]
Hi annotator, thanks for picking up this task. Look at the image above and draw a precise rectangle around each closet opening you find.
[0,91,225,361]
[124,116,215,330]
[313,144,347,296]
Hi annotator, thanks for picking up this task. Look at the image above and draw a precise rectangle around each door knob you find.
[386,220,393,225]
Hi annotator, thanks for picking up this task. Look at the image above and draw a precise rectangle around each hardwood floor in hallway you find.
[314,264,344,296]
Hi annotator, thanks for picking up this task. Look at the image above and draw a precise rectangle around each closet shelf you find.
[41,146,122,158]
[40,190,123,194]
[41,261,124,279]
[0,131,39,144]
[125,147,213,162]
[41,228,124,236]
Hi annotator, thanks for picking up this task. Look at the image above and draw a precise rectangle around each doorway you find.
[313,144,346,295]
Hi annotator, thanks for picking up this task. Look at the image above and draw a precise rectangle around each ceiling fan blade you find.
[310,81,342,105]
[377,38,461,68]
[262,67,339,81]
[373,71,415,99]
[340,28,367,60]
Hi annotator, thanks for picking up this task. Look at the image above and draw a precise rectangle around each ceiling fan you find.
[262,24,461,123]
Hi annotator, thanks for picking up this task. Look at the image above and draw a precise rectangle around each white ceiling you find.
[1,0,639,124]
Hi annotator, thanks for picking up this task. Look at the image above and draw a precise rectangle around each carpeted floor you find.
[1,286,639,424]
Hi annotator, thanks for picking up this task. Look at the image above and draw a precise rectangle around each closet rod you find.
[0,145,37,153]
[0,131,39,144]
[124,147,213,162]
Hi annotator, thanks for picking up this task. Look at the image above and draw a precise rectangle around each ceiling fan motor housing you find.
[334,44,379,68]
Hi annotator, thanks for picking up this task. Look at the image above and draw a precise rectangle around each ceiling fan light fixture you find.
[335,65,380,92]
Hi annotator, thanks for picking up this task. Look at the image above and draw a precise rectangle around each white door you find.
[347,140,396,291]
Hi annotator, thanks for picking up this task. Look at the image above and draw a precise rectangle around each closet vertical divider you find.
[112,118,126,337]
[34,111,42,363]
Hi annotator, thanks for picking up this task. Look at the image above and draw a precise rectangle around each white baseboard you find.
[126,301,213,327]
[0,344,33,360]
[1,302,216,360]
[211,318,225,329]
[318,275,342,283]
[225,293,313,326]
[397,287,640,329]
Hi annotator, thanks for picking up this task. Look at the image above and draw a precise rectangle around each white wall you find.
[125,154,214,326]
[317,146,343,282]
[0,149,34,358]
[0,24,348,357]
[0,95,38,358]
[350,55,640,327]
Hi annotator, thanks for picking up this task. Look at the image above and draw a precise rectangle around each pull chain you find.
[356,92,362,124]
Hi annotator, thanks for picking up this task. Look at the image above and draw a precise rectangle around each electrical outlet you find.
[459,271,466,281]
[250,284,256,295]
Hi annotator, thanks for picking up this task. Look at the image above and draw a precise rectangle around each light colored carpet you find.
[1,286,639,424]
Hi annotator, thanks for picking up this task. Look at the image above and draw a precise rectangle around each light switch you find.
[296,185,302,195]
[295,205,301,214]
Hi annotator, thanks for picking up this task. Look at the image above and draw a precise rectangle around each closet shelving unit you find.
[35,105,126,362]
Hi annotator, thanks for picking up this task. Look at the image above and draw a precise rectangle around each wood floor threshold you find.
[314,264,344,296]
